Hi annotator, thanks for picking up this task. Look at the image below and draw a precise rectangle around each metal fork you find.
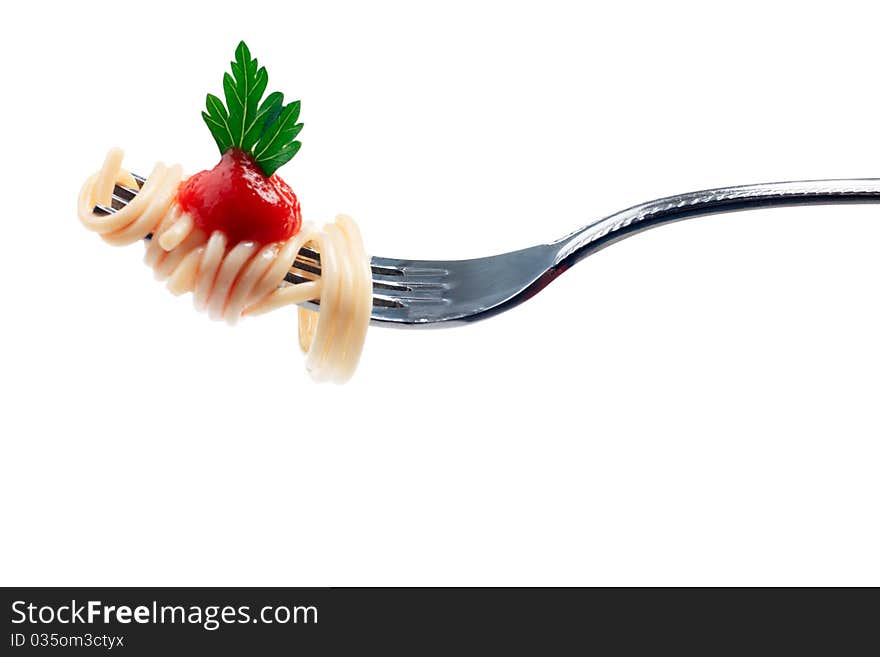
[97,176,880,328]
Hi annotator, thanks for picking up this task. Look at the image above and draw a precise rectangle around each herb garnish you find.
[201,41,303,177]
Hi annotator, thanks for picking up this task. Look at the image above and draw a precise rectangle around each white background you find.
[1,0,878,586]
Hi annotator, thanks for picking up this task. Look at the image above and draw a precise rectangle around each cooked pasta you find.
[78,148,371,383]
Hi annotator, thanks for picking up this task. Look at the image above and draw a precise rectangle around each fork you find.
[98,176,880,328]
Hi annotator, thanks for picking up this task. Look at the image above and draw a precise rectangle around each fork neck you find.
[552,178,880,267]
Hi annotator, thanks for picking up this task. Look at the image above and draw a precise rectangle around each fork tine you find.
[94,173,441,321]
[286,256,416,298]
[298,246,320,261]
[369,256,405,274]
[94,179,415,306]
[285,257,415,294]
[114,184,139,201]
[102,180,407,279]
[283,270,405,309]
[290,259,321,276]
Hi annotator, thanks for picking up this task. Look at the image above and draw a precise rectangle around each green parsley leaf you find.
[252,101,303,176]
[202,93,233,152]
[201,41,303,177]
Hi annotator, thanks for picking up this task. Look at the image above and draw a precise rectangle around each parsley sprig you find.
[202,41,303,177]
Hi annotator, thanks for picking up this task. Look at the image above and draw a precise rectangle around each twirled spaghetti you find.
[78,148,371,383]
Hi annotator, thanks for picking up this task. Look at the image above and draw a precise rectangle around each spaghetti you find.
[78,148,371,383]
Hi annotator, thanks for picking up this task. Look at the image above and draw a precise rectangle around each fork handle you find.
[553,179,880,266]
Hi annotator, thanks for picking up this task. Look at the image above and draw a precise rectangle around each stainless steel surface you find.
[96,177,880,328]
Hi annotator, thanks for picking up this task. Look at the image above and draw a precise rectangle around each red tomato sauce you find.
[177,148,301,245]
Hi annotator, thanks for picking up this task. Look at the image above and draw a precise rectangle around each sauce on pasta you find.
[178,148,302,245]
